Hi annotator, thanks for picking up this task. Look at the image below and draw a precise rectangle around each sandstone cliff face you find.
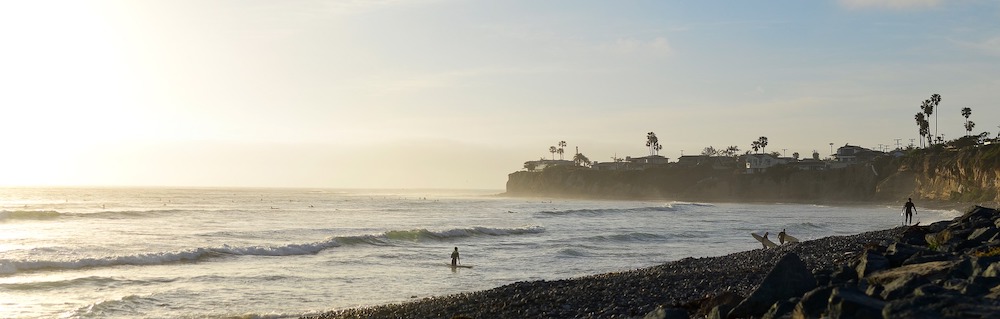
[876,147,1000,203]
[507,146,1000,204]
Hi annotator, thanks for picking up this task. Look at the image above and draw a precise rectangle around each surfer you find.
[451,247,460,266]
[902,198,917,225]
[778,229,787,244]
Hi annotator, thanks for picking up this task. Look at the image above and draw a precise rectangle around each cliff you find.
[506,145,1000,205]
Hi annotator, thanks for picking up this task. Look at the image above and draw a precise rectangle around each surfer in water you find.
[451,247,460,266]
[902,198,917,225]
[778,229,787,245]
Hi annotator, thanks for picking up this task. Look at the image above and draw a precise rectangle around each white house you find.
[744,154,792,174]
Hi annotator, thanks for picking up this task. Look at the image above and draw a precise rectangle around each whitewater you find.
[0,187,961,318]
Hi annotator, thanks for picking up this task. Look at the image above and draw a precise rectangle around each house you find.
[592,161,625,171]
[625,155,670,170]
[523,159,575,172]
[744,154,792,174]
[834,144,885,164]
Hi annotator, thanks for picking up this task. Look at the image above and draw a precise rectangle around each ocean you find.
[0,187,961,319]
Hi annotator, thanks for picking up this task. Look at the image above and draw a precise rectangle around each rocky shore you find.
[303,206,1000,319]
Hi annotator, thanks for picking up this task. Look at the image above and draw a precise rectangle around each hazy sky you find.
[0,0,998,189]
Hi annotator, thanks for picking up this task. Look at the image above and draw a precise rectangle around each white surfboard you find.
[780,233,799,243]
[752,232,778,248]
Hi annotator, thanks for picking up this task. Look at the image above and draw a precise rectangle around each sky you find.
[0,0,998,189]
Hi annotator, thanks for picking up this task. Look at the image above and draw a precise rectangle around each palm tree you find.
[645,132,661,156]
[961,107,972,136]
[965,121,976,137]
[758,136,768,154]
[751,141,761,154]
[549,146,557,160]
[724,146,740,157]
[920,94,941,144]
[557,141,567,160]
[556,148,565,160]
[915,112,929,147]
[702,146,718,156]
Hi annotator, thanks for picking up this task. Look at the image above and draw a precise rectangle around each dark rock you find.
[886,242,929,267]
[968,226,999,244]
[695,291,743,318]
[728,253,816,319]
[928,220,951,233]
[812,268,833,287]
[791,286,834,319]
[883,293,1000,319]
[878,273,930,300]
[912,283,949,296]
[761,298,797,319]
[899,225,930,246]
[641,306,688,319]
[855,251,890,279]
[827,287,886,319]
[708,304,733,319]
[902,251,951,265]
[882,294,951,319]
[957,206,997,230]
[830,265,857,284]
[941,278,988,296]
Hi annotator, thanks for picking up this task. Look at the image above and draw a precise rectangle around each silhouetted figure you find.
[903,198,917,225]
[778,229,787,244]
[451,247,460,266]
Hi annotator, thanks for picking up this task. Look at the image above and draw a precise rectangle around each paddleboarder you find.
[902,198,917,225]
[451,247,460,266]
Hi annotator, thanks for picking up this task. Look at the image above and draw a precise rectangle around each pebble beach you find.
[304,227,904,318]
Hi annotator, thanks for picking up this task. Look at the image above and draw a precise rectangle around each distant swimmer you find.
[451,247,460,267]
[902,198,917,225]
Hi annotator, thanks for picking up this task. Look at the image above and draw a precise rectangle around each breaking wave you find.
[535,206,682,217]
[0,226,544,275]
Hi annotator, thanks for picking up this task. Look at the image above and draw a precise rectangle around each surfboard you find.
[781,234,799,243]
[448,264,473,269]
[751,232,778,248]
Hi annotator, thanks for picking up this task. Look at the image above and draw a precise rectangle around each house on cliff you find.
[744,154,793,174]
[626,155,670,170]
[834,144,884,164]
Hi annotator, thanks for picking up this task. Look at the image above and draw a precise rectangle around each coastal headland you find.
[505,145,1000,207]
[305,206,1000,319]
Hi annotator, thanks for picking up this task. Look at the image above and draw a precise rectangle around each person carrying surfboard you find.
[451,247,460,266]
[902,198,917,225]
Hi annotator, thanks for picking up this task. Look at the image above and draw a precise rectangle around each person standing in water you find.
[902,198,917,225]
[451,247,460,266]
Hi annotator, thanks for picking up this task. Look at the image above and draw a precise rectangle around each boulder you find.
[886,242,932,267]
[867,260,955,286]
[941,278,988,296]
[791,286,834,319]
[878,273,930,300]
[855,251,890,279]
[967,226,999,244]
[761,298,797,319]
[641,306,688,319]
[728,253,816,319]
[827,287,886,319]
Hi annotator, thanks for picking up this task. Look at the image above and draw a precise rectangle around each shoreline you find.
[303,227,906,318]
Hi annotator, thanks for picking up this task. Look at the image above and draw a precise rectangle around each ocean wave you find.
[0,209,203,221]
[0,226,545,275]
[664,201,716,208]
[0,210,61,221]
[384,226,545,241]
[587,232,669,242]
[535,206,679,217]
[0,275,174,291]
[788,222,829,230]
